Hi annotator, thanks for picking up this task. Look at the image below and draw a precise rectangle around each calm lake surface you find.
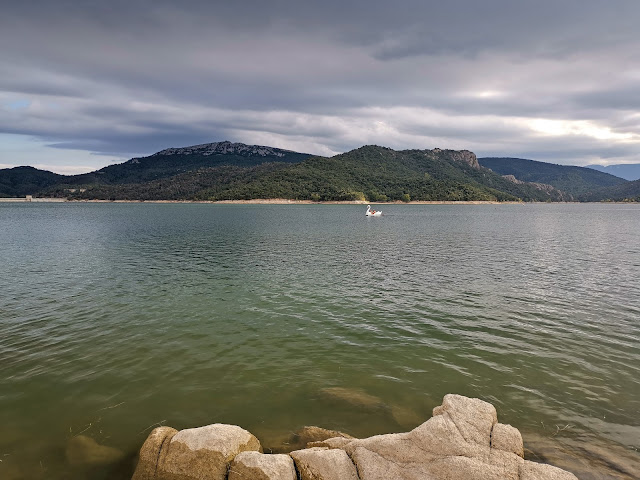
[1,203,639,479]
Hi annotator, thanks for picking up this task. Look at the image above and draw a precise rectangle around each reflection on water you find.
[1,203,639,479]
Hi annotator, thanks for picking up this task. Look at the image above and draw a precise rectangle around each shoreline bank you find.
[3,197,638,206]
[0,197,522,204]
[2,197,626,205]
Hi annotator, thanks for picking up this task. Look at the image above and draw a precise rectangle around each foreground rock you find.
[290,447,359,480]
[228,451,296,480]
[132,424,261,480]
[132,394,578,480]
[340,394,576,480]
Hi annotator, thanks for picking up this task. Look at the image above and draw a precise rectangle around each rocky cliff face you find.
[502,174,572,200]
[131,394,578,480]
[433,148,481,169]
[152,141,296,158]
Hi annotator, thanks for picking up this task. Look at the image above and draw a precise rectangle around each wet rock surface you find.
[132,424,261,480]
[525,432,640,480]
[286,425,355,451]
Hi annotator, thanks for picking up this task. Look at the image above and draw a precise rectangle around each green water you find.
[1,203,639,479]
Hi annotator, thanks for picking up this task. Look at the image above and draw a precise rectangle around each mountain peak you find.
[151,141,297,158]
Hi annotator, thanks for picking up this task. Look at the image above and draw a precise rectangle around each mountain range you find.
[585,164,640,181]
[1,141,638,202]
[477,157,626,197]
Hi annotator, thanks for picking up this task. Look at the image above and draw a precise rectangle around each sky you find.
[1,0,640,174]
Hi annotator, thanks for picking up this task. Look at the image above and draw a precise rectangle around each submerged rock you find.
[65,435,124,467]
[288,425,354,450]
[525,432,640,480]
[318,387,387,411]
[390,404,423,429]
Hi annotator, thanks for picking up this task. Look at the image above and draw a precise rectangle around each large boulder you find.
[131,395,581,480]
[131,426,178,480]
[228,451,296,480]
[132,423,261,480]
[290,446,359,480]
[337,394,578,480]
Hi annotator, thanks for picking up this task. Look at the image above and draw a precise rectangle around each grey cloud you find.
[1,0,640,167]
[572,84,640,113]
[47,130,226,157]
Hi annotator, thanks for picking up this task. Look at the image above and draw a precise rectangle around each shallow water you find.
[1,203,639,479]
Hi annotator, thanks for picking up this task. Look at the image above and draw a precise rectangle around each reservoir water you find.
[1,203,639,479]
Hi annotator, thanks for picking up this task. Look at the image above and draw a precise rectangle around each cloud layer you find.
[1,0,639,171]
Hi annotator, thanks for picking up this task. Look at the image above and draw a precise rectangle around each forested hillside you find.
[5,142,633,202]
[479,157,626,196]
[0,166,64,197]
[41,145,566,202]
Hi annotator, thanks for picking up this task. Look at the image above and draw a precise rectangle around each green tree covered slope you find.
[479,157,627,196]
[47,145,566,202]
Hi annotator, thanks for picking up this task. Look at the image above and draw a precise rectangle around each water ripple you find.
[1,203,639,479]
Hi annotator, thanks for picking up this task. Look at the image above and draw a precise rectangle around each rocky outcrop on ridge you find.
[151,141,298,158]
[131,394,578,480]
[442,149,481,169]
[502,174,569,199]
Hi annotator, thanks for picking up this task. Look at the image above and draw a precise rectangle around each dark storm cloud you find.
[1,0,639,168]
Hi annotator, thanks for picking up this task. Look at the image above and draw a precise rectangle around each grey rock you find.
[290,446,359,480]
[307,436,354,449]
[446,149,481,169]
[491,423,524,458]
[132,423,261,480]
[431,393,497,447]
[131,426,178,480]
[131,395,581,480]
[520,460,581,480]
[228,451,296,480]
[340,394,578,480]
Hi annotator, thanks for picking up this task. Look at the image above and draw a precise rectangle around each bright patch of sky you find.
[6,99,31,110]
[0,134,124,174]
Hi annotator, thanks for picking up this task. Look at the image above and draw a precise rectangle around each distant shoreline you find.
[1,197,522,205]
[1,197,637,205]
